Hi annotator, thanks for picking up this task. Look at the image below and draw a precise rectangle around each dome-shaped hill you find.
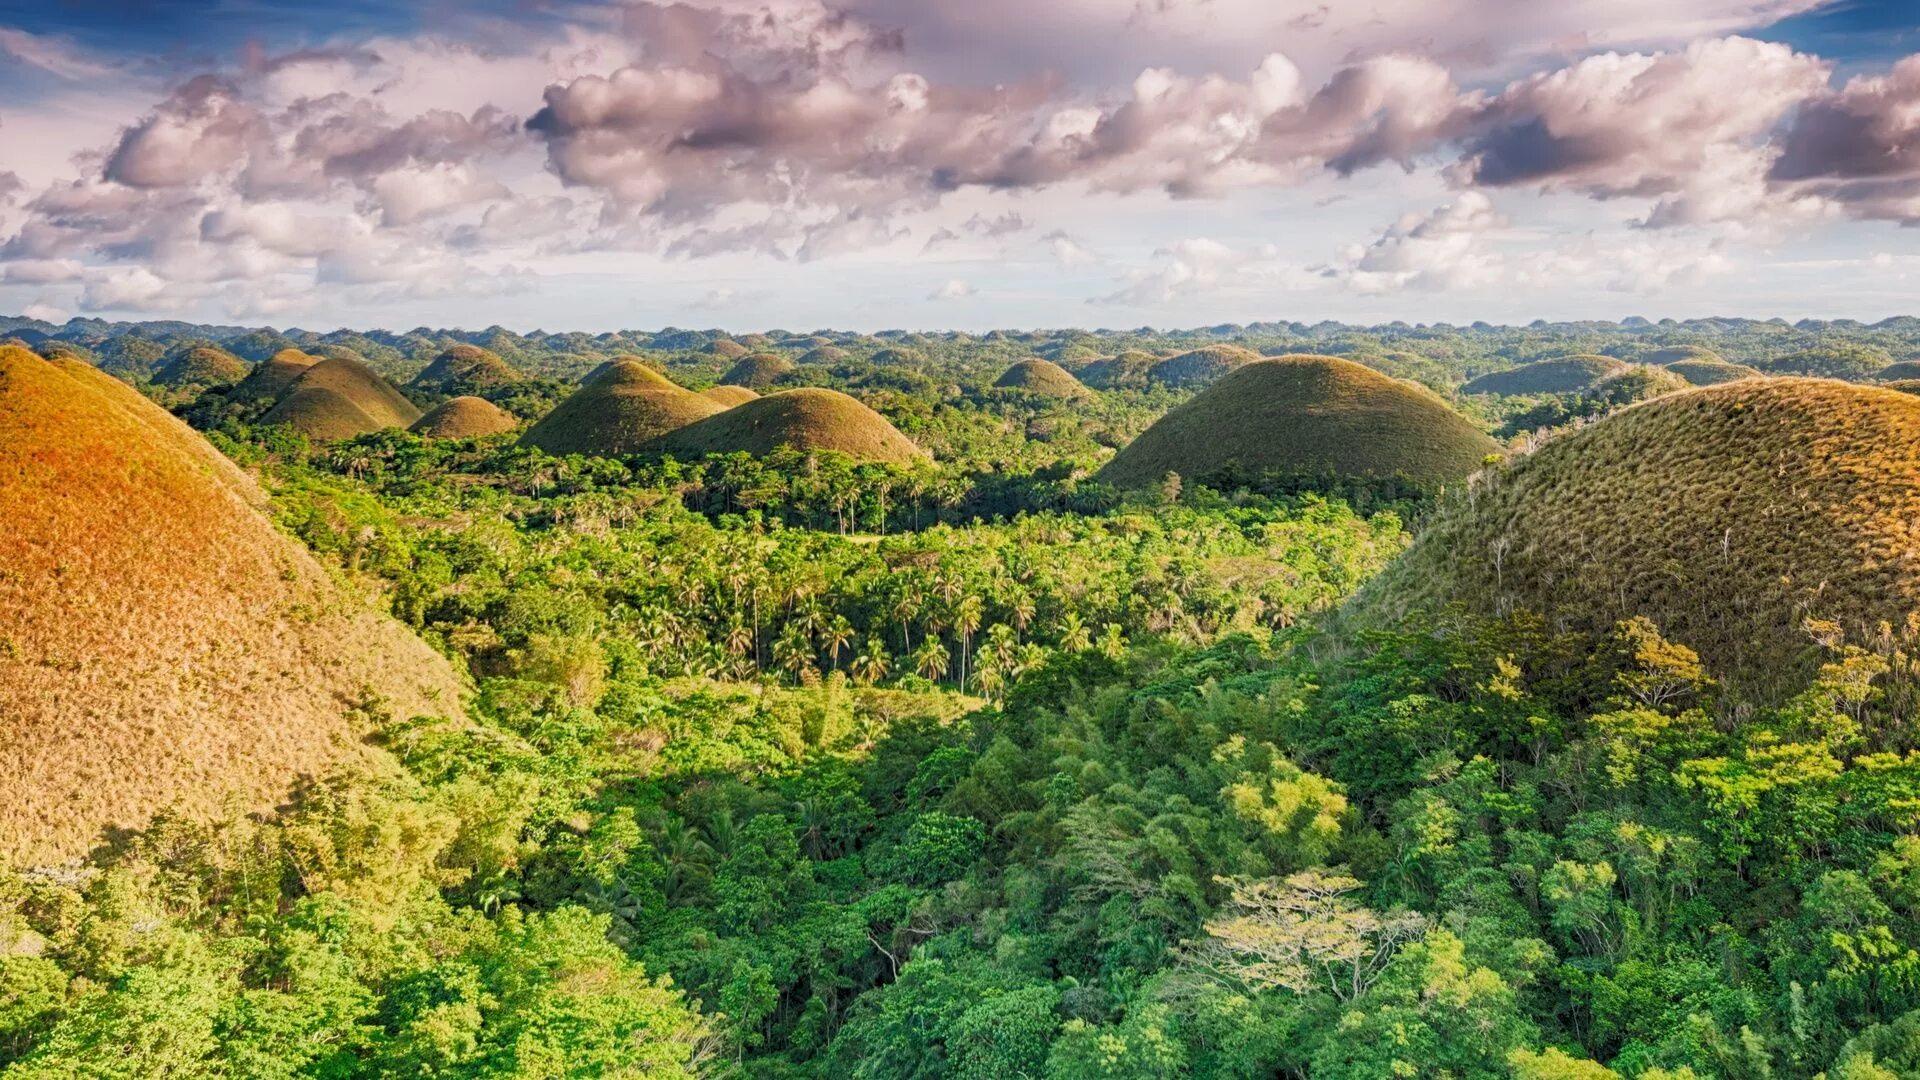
[721,352,796,389]
[994,358,1094,399]
[1097,355,1500,491]
[1668,358,1764,386]
[1462,355,1629,395]
[705,339,749,359]
[1874,361,1920,382]
[155,344,248,388]
[0,346,466,863]
[260,355,422,440]
[1884,380,1920,396]
[650,388,929,465]
[411,395,519,438]
[1080,350,1159,391]
[1352,378,1920,699]
[798,346,850,365]
[1641,345,1726,365]
[229,347,320,404]
[701,384,760,407]
[410,344,522,394]
[519,359,722,457]
[1148,345,1262,389]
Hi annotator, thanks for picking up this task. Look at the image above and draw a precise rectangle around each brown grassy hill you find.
[705,339,749,359]
[1874,361,1920,382]
[155,345,248,388]
[1462,355,1629,395]
[0,345,466,864]
[410,344,522,394]
[411,395,519,438]
[721,352,797,389]
[651,388,929,465]
[1148,345,1263,389]
[1097,355,1499,490]
[701,385,760,407]
[1668,358,1764,386]
[1080,350,1159,391]
[1640,345,1726,365]
[798,346,850,364]
[519,359,722,457]
[229,348,320,405]
[995,358,1094,399]
[261,356,422,440]
[1352,378,1920,699]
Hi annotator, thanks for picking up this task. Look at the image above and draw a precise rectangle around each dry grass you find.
[410,345,523,392]
[261,356,422,440]
[229,348,320,404]
[798,346,850,364]
[1079,350,1159,390]
[155,345,248,388]
[1351,377,1920,698]
[701,385,761,407]
[1463,355,1628,395]
[0,346,467,864]
[994,358,1094,399]
[651,387,930,464]
[411,395,520,438]
[1148,345,1263,389]
[1668,359,1764,386]
[1098,354,1500,490]
[1640,345,1727,365]
[720,353,797,389]
[706,339,749,359]
[519,358,722,456]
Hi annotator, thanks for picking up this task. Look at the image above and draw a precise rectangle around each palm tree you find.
[954,594,983,689]
[773,624,813,684]
[822,616,855,671]
[1059,611,1092,653]
[912,638,951,683]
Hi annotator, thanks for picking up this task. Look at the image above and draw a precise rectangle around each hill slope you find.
[519,359,722,456]
[1462,355,1629,395]
[410,344,523,394]
[229,348,320,405]
[651,388,929,464]
[411,395,519,438]
[720,353,796,389]
[1098,355,1499,490]
[261,356,421,439]
[0,346,466,863]
[1352,378,1920,697]
[1148,345,1262,388]
[994,358,1094,399]
[155,344,249,388]
[701,385,760,407]
[1668,358,1764,386]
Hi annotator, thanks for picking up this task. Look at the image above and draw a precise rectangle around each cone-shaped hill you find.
[798,346,850,364]
[1874,361,1920,382]
[0,346,466,863]
[1640,345,1726,365]
[411,395,519,438]
[1097,355,1499,491]
[260,355,422,440]
[702,384,760,407]
[155,344,248,388]
[1148,345,1263,388]
[410,344,522,394]
[229,347,320,404]
[1668,358,1764,386]
[519,359,722,457]
[720,352,796,389]
[1463,355,1629,395]
[994,358,1094,399]
[1351,378,1920,698]
[1080,350,1159,390]
[650,388,929,465]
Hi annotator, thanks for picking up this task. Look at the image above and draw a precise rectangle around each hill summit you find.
[1098,354,1499,491]
[994,358,1094,399]
[720,352,797,389]
[411,395,519,438]
[410,344,523,394]
[651,388,929,464]
[1353,378,1920,697]
[0,345,466,863]
[519,358,722,456]
[1463,355,1629,395]
[260,355,421,439]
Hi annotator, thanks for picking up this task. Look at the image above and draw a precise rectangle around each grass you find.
[1148,345,1262,388]
[519,358,722,456]
[1874,361,1920,382]
[1463,355,1628,395]
[798,346,850,364]
[993,358,1094,399]
[411,395,520,438]
[706,339,749,359]
[650,387,930,464]
[1352,377,1920,699]
[1640,345,1726,365]
[0,345,466,864]
[410,344,523,392]
[155,344,248,388]
[261,356,423,440]
[701,385,761,407]
[1668,358,1764,386]
[230,348,320,404]
[1079,350,1159,390]
[720,353,797,389]
[1097,354,1500,490]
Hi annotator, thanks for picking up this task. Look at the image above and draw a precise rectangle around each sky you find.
[1,0,1918,333]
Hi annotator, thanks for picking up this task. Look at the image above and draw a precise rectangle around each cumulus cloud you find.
[1770,56,1920,223]
[1329,191,1503,294]
[929,278,975,299]
[1095,237,1300,306]
[1045,230,1098,268]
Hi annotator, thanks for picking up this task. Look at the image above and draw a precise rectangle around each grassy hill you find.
[229,347,320,404]
[154,344,248,388]
[519,359,722,457]
[720,352,797,389]
[411,395,519,438]
[1462,355,1629,395]
[0,345,466,863]
[1873,360,1920,381]
[994,358,1093,399]
[1098,354,1499,491]
[702,385,760,407]
[410,344,523,394]
[798,346,850,364]
[1079,350,1159,390]
[1352,378,1920,698]
[261,355,422,440]
[1640,345,1726,365]
[1148,345,1262,388]
[1669,358,1764,385]
[650,388,929,465]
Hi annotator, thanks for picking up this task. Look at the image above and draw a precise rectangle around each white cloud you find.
[929,278,975,300]
[1331,191,1504,294]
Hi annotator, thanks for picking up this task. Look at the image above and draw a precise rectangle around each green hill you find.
[0,345,465,863]
[411,395,519,438]
[519,359,721,457]
[720,352,796,389]
[1147,345,1262,389]
[1873,360,1920,382]
[701,385,760,407]
[154,344,248,388]
[994,358,1094,399]
[706,339,749,359]
[1668,358,1764,386]
[650,388,929,465]
[1352,378,1920,698]
[260,356,422,440]
[1462,355,1629,395]
[797,346,850,364]
[229,347,320,405]
[1097,355,1500,491]
[1640,345,1726,365]
[1079,350,1159,390]
[410,344,523,394]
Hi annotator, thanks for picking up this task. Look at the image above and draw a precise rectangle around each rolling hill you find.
[650,388,929,465]
[154,344,249,389]
[1668,358,1764,386]
[411,395,519,438]
[720,352,797,389]
[229,347,320,405]
[701,384,761,407]
[410,344,523,394]
[260,355,423,440]
[1462,355,1630,395]
[994,358,1094,399]
[519,358,722,456]
[1147,345,1263,389]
